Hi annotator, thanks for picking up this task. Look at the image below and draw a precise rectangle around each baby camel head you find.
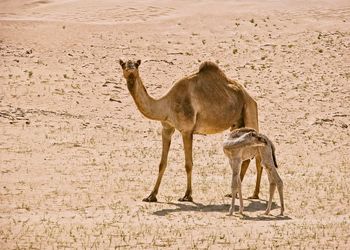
[226,129,267,149]
[119,59,141,79]
[243,131,267,146]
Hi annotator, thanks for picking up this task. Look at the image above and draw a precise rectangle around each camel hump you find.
[198,61,220,73]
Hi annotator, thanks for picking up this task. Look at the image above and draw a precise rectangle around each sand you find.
[1,0,349,248]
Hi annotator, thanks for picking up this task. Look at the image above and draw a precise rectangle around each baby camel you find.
[223,128,284,216]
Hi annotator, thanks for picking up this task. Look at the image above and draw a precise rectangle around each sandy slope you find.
[1,0,349,248]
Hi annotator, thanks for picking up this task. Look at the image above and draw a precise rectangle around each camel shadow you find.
[153,199,291,221]
[153,201,229,216]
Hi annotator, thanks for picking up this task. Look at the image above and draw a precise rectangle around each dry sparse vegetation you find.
[0,0,349,249]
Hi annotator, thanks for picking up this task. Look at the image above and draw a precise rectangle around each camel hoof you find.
[248,194,259,199]
[225,193,240,198]
[178,195,193,202]
[142,195,157,202]
[228,207,234,215]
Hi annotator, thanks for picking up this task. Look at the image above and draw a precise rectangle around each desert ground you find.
[0,0,349,249]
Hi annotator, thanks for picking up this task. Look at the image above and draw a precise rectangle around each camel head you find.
[119,59,141,79]
[229,130,267,147]
[246,131,268,146]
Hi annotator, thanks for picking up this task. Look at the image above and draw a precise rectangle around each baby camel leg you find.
[274,169,284,215]
[229,159,243,215]
[238,181,243,214]
[265,167,284,215]
[265,170,276,215]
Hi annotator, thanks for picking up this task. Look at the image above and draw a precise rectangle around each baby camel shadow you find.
[153,199,289,221]
[240,213,292,221]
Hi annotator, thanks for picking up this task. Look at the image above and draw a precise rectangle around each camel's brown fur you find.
[119,59,262,202]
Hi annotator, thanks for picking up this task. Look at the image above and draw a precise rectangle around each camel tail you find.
[266,138,278,168]
[259,133,279,169]
[272,146,278,168]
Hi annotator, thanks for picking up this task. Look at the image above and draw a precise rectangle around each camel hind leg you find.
[265,169,276,215]
[250,155,263,199]
[274,169,284,215]
[240,159,250,181]
[178,131,194,202]
[243,97,263,199]
[264,166,284,215]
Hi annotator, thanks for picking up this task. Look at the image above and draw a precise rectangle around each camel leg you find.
[240,159,250,182]
[264,168,276,215]
[249,155,263,199]
[229,190,236,215]
[277,180,284,216]
[264,166,284,215]
[229,170,237,215]
[179,132,193,202]
[265,183,276,215]
[143,126,175,202]
[271,167,284,215]
[225,154,250,198]
[229,159,243,215]
[242,97,262,199]
[238,185,243,214]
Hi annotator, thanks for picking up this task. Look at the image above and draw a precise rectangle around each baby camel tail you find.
[119,59,262,202]
[223,128,284,216]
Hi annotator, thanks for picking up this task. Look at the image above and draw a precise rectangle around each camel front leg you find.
[179,132,193,202]
[143,125,175,202]
[229,182,236,216]
[225,159,250,198]
[249,155,263,199]
[229,159,243,215]
[238,185,243,214]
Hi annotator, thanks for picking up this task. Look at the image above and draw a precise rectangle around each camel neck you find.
[127,75,167,121]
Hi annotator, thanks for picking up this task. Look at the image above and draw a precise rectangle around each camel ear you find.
[135,59,141,68]
[248,132,255,137]
[256,135,267,144]
[119,59,125,69]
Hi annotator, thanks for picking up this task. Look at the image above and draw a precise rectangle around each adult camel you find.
[119,59,262,202]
